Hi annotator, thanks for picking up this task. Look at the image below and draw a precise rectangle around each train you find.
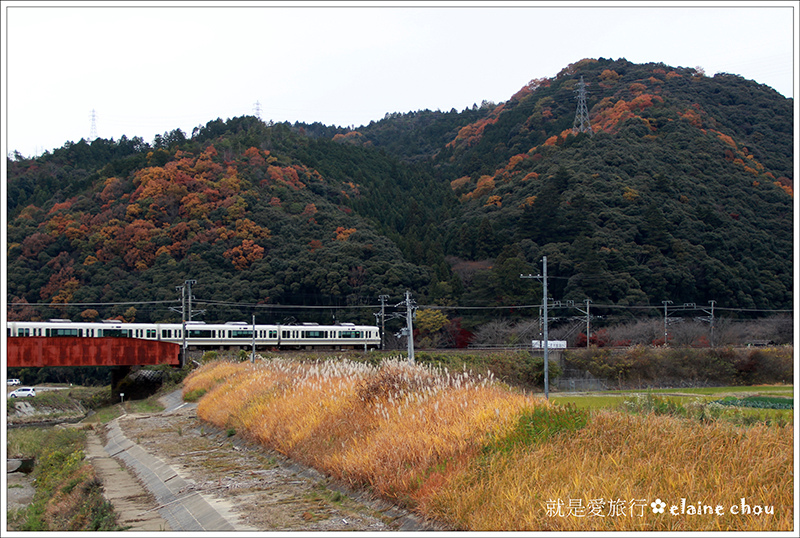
[7,319,382,351]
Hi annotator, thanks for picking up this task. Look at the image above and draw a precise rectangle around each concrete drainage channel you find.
[103,417,242,531]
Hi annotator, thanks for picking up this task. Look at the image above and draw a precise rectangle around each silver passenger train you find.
[7,319,381,351]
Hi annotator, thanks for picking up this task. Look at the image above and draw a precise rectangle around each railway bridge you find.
[6,336,182,393]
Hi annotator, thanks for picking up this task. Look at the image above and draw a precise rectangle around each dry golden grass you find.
[186,357,794,532]
[424,411,794,531]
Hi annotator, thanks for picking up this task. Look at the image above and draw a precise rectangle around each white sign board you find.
[531,340,567,349]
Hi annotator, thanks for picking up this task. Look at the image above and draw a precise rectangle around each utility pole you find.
[521,256,550,399]
[393,291,416,362]
[186,279,197,322]
[251,313,257,363]
[709,300,715,347]
[379,295,389,350]
[698,300,716,347]
[173,284,188,367]
[170,279,201,367]
[662,300,673,347]
[575,298,592,348]
[404,291,416,362]
[573,76,594,136]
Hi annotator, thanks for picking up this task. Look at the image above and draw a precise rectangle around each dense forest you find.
[6,58,794,343]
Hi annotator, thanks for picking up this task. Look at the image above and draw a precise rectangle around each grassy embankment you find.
[183,357,794,531]
[6,391,166,531]
[6,427,121,531]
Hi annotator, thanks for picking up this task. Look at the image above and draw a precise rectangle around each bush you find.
[563,346,792,387]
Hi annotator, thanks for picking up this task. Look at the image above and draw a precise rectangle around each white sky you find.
[2,1,798,158]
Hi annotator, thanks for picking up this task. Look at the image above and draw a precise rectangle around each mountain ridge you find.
[6,58,794,329]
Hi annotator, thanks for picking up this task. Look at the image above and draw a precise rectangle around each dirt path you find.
[100,391,440,532]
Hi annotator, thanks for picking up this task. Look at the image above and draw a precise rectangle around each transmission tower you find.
[572,76,594,136]
[253,101,262,120]
[90,109,98,140]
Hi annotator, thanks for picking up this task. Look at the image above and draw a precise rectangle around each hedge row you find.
[563,346,793,387]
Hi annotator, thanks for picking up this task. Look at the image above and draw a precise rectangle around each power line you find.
[9,298,791,315]
[11,300,180,307]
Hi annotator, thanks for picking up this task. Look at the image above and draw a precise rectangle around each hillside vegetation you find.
[6,58,793,334]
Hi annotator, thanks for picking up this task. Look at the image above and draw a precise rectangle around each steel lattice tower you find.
[90,109,98,140]
[573,76,594,135]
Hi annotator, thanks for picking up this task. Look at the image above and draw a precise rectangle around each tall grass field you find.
[183,357,794,531]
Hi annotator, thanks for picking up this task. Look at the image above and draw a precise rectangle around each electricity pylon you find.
[573,76,594,135]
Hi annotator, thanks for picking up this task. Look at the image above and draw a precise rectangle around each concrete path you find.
[102,397,242,532]
[84,427,171,531]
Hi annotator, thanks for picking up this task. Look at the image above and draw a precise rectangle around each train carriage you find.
[7,319,381,351]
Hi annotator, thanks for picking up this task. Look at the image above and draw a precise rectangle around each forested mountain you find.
[6,58,794,330]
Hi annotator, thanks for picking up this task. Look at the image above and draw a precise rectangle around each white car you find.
[9,387,36,398]
[7,378,20,386]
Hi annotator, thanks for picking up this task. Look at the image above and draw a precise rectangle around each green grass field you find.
[550,385,793,425]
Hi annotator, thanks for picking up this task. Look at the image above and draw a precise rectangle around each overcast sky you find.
[2,1,797,158]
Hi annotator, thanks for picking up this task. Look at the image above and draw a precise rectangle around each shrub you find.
[563,346,792,387]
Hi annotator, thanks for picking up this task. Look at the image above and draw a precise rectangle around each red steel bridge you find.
[6,337,181,368]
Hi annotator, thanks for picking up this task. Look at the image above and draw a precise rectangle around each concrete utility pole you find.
[174,284,188,366]
[521,256,550,399]
[574,298,592,348]
[186,279,197,322]
[707,300,716,347]
[251,313,257,363]
[379,295,389,350]
[662,300,673,347]
[404,291,416,362]
[393,291,416,362]
[170,279,201,367]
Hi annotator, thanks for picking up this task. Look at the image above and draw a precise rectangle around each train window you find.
[282,330,289,339]
[269,330,277,338]
[301,330,327,339]
[46,328,80,337]
[188,329,213,338]
[230,330,253,338]
[100,329,130,337]
[17,328,30,337]
[338,331,362,339]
